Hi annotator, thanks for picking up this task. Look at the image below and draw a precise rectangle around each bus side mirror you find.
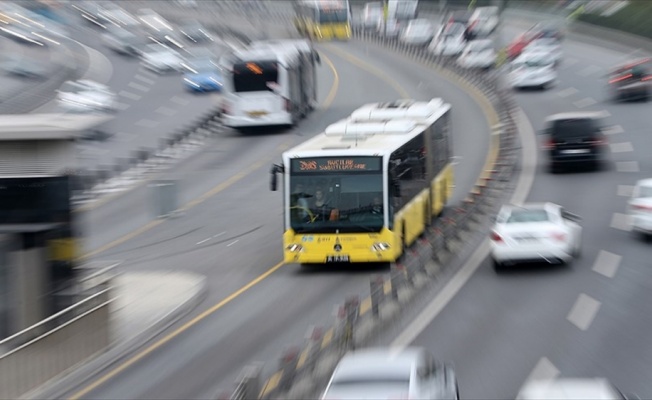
[270,164,283,191]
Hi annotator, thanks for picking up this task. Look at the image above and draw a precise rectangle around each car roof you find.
[331,347,424,380]
[517,378,623,400]
[544,111,605,122]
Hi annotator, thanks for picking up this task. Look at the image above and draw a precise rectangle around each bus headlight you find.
[286,244,304,253]
[371,242,391,252]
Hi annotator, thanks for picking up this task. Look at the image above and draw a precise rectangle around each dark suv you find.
[608,58,652,102]
[542,112,608,173]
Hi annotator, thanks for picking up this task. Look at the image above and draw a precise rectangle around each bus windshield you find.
[289,157,384,233]
[232,61,278,93]
[319,8,348,23]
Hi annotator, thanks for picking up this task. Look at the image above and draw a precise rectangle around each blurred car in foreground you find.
[607,58,652,102]
[541,111,608,173]
[523,37,562,65]
[457,38,495,69]
[429,22,466,56]
[140,43,185,73]
[57,80,117,113]
[183,58,222,92]
[320,347,459,400]
[400,18,435,46]
[508,51,557,90]
[517,378,629,400]
[490,202,582,271]
[101,26,148,56]
[0,55,47,79]
[628,178,652,241]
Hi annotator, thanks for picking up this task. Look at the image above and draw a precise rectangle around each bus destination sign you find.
[291,157,381,173]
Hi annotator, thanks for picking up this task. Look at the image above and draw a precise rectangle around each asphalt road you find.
[55,22,493,400]
[366,18,652,400]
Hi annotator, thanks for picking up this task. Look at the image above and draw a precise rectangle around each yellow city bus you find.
[270,98,454,265]
[293,0,351,41]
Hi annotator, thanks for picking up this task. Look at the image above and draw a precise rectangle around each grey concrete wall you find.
[10,247,48,335]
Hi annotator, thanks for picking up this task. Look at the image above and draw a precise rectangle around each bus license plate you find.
[326,255,350,263]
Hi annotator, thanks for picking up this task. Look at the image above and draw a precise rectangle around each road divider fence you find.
[221,27,521,400]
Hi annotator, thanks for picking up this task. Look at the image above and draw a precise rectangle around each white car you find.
[56,79,116,113]
[457,38,496,69]
[508,51,557,90]
[400,19,435,46]
[523,37,563,65]
[362,3,383,30]
[467,6,499,37]
[429,22,466,56]
[140,43,185,73]
[628,178,652,241]
[321,347,459,400]
[490,202,582,271]
[517,378,626,400]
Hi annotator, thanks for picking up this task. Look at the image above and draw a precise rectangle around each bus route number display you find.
[291,157,381,172]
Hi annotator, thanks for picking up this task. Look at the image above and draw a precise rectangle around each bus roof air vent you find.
[325,120,417,137]
[322,145,352,149]
[350,98,444,122]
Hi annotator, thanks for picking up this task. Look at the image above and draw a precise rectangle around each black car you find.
[541,112,608,173]
[608,58,652,102]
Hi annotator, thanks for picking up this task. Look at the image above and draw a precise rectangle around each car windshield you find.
[550,118,599,139]
[504,209,550,223]
[469,41,492,51]
[514,58,552,68]
[636,185,652,198]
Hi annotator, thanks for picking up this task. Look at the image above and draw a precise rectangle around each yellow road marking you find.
[321,327,334,349]
[296,347,310,369]
[359,296,372,316]
[68,261,286,400]
[259,370,283,399]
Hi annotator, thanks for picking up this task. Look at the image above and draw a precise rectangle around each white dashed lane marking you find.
[603,125,624,135]
[609,142,634,153]
[592,250,622,278]
[134,74,156,85]
[128,82,150,92]
[170,95,190,106]
[518,357,560,395]
[615,161,640,172]
[610,212,632,231]
[617,184,634,197]
[577,65,601,77]
[137,67,157,78]
[556,87,578,98]
[573,97,597,108]
[119,90,142,101]
[114,102,130,111]
[567,293,601,331]
[135,119,160,128]
[155,106,178,116]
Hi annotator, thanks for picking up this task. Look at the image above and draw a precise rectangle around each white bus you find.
[219,39,320,130]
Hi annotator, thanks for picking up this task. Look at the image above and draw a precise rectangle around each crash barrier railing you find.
[0,288,112,400]
[219,28,521,400]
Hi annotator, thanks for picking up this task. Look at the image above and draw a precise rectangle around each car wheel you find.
[492,259,503,272]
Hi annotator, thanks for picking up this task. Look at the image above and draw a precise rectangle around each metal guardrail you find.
[0,288,113,399]
[216,25,521,400]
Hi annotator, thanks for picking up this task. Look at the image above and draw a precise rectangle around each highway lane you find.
[362,19,652,399]
[56,36,494,399]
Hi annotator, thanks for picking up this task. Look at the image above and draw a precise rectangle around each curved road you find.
[368,15,652,400]
[48,17,495,400]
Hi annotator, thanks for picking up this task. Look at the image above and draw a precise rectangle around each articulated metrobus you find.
[270,98,454,264]
[219,39,320,130]
[293,0,352,41]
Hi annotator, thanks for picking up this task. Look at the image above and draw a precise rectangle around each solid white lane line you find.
[170,95,190,106]
[596,110,611,118]
[196,238,211,245]
[135,119,160,128]
[391,108,538,349]
[573,97,597,108]
[577,65,601,77]
[617,184,634,197]
[128,82,150,92]
[609,142,634,153]
[556,87,578,98]
[138,67,157,78]
[567,293,601,331]
[213,232,226,238]
[155,106,178,116]
[610,213,632,231]
[226,240,239,247]
[603,125,624,135]
[119,90,142,101]
[615,161,640,172]
[517,357,560,395]
[134,74,156,85]
[592,250,622,278]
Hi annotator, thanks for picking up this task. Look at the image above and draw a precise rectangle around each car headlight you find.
[286,244,303,253]
[371,242,391,252]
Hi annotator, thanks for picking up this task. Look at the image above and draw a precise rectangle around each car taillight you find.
[550,231,566,242]
[490,231,503,242]
[542,137,556,150]
[609,73,632,84]
[642,75,652,81]
[221,102,230,115]
[632,204,652,211]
